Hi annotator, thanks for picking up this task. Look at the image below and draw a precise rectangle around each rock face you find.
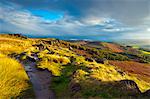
[114,80,141,96]
[45,39,60,45]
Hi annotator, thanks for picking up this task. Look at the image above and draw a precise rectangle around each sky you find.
[0,0,150,41]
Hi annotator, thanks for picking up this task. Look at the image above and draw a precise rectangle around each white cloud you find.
[81,16,105,25]
[102,28,121,32]
[1,7,44,31]
[147,28,150,32]
[0,2,149,41]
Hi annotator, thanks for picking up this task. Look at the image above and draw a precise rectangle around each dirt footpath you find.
[23,61,55,99]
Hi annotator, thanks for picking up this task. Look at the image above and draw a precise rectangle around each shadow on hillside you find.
[69,79,150,98]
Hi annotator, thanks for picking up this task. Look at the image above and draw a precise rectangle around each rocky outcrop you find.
[95,58,107,64]
[85,57,94,62]
[8,34,27,39]
[142,89,150,97]
[114,80,141,96]
[33,43,45,51]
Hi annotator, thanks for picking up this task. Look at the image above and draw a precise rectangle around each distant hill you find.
[114,39,150,51]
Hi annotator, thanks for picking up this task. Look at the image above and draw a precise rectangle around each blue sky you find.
[28,9,63,21]
[0,0,150,41]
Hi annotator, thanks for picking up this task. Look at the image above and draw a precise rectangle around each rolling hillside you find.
[0,34,150,98]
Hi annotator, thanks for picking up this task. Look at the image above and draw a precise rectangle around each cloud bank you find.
[0,0,150,41]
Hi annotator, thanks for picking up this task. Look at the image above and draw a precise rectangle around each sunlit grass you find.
[38,53,70,76]
[132,45,139,49]
[38,46,150,95]
[73,57,150,92]
[140,50,150,55]
[0,53,29,98]
[0,36,34,54]
[1,34,149,98]
[48,46,76,57]
[88,62,150,92]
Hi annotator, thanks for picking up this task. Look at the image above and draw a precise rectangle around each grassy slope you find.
[0,34,35,55]
[102,42,124,52]
[0,53,29,98]
[141,50,150,55]
[0,35,35,98]
[37,46,150,98]
[0,34,150,98]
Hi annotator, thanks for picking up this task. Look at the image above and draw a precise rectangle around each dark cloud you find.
[1,0,149,26]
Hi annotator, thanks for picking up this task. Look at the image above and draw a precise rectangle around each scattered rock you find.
[31,53,37,57]
[117,69,125,76]
[95,58,106,64]
[26,56,37,62]
[9,53,18,58]
[33,43,45,51]
[115,80,141,96]
[53,59,58,63]
[70,83,81,93]
[47,51,55,54]
[85,57,94,62]
[69,46,73,50]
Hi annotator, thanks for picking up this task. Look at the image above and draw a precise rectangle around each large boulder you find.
[114,80,141,96]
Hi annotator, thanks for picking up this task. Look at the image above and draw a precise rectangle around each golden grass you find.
[89,63,150,92]
[38,45,150,92]
[1,35,149,97]
[48,46,76,57]
[140,50,150,55]
[70,56,150,92]
[38,61,63,76]
[0,36,34,55]
[0,53,29,98]
[38,53,70,76]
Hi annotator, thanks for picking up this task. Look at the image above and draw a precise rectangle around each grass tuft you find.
[0,53,30,98]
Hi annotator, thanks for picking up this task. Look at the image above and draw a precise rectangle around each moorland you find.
[0,34,150,98]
